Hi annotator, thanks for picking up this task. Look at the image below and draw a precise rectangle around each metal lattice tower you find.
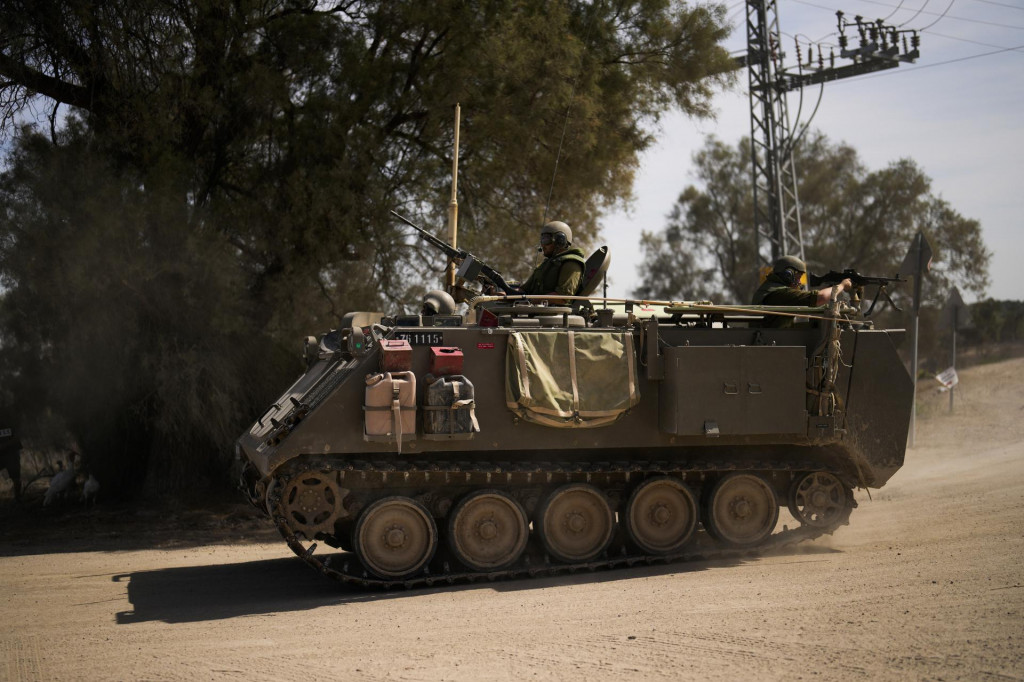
[745,0,805,264]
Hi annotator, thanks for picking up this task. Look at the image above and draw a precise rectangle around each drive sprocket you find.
[280,470,347,540]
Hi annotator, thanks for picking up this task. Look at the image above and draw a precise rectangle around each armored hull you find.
[236,301,913,587]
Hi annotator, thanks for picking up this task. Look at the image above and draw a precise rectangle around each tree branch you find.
[0,52,93,110]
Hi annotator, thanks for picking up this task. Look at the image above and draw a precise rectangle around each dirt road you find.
[2,358,1022,681]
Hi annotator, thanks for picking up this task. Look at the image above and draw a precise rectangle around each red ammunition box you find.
[429,346,464,376]
[380,339,413,372]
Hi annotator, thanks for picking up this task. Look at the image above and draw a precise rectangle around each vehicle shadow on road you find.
[113,544,840,624]
[113,556,373,624]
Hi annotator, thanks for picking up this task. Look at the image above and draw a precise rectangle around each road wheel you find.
[353,496,437,579]
[625,476,698,555]
[448,490,530,571]
[705,473,779,548]
[537,483,614,563]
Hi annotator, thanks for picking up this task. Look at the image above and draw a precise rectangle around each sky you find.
[601,0,1024,302]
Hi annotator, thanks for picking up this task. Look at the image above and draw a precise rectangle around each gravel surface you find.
[1,357,1022,681]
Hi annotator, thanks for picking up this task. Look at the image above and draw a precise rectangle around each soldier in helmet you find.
[518,221,587,298]
[752,255,852,328]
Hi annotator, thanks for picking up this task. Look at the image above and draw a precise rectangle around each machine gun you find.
[809,268,905,316]
[391,210,517,296]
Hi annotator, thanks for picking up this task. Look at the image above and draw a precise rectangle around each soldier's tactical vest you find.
[751,277,787,305]
[526,248,586,294]
[752,272,816,306]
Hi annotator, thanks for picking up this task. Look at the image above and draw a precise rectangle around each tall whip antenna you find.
[543,83,579,224]
[543,7,600,223]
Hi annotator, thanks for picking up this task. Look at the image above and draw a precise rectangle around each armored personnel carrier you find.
[236,253,913,587]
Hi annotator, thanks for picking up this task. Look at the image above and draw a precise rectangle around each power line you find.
[780,0,1024,76]
[926,29,1024,52]
[895,0,933,28]
[789,0,1024,31]
[966,0,1024,10]
[916,0,955,31]
[848,42,1024,78]
[784,18,1024,55]
[879,0,909,23]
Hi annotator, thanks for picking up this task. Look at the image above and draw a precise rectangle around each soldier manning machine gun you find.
[236,220,914,588]
[809,269,906,316]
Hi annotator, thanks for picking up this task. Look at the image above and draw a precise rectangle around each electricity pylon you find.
[740,1,920,265]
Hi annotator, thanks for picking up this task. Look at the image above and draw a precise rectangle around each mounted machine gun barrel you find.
[391,210,517,296]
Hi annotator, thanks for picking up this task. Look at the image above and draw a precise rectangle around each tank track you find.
[266,456,856,590]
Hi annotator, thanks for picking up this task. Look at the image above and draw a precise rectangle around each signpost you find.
[943,287,967,413]
[899,231,933,449]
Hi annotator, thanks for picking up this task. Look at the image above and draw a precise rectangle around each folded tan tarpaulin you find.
[506,330,639,428]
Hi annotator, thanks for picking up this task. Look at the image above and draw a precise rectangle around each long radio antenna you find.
[542,7,600,223]
[543,84,579,223]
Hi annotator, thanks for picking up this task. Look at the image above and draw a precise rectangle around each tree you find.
[634,131,991,310]
[0,131,292,494]
[0,1,737,495]
[964,300,1024,346]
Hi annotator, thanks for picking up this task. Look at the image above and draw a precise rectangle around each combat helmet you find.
[422,289,456,316]
[773,255,807,286]
[540,221,572,248]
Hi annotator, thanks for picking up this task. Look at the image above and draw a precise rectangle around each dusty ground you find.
[1,358,1022,681]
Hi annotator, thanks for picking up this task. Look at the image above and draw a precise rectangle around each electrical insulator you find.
[829,49,835,68]
[911,33,920,48]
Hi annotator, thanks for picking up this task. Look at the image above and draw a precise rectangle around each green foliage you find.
[0,131,296,493]
[964,300,1024,346]
[634,131,992,312]
[0,0,735,495]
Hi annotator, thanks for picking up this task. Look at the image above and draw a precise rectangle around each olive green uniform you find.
[521,247,586,296]
[751,272,817,328]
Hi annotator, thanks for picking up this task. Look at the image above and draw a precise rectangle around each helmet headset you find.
[772,255,807,287]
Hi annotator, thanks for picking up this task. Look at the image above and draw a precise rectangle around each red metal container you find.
[429,346,464,376]
[380,339,413,372]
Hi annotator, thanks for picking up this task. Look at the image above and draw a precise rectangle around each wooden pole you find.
[447,103,461,290]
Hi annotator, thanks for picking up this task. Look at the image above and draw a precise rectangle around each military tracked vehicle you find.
[236,239,913,588]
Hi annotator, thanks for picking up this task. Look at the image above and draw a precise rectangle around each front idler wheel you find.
[353,497,438,579]
[537,483,614,563]
[625,476,698,555]
[705,473,779,548]
[448,490,530,571]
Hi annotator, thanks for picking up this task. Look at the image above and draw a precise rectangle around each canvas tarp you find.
[506,330,639,428]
